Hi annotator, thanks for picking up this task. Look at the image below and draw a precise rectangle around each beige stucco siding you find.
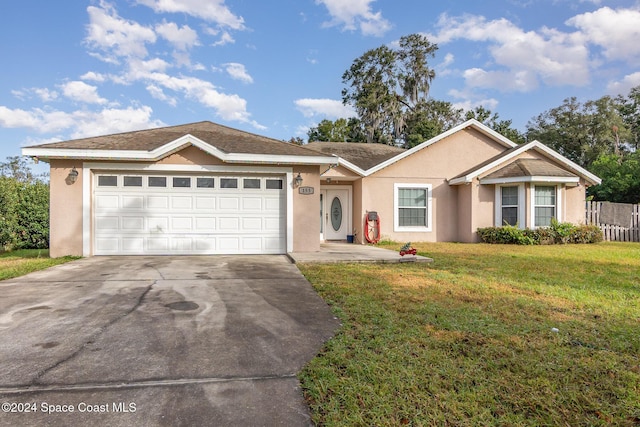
[48,146,323,256]
[564,182,587,224]
[360,128,508,243]
[292,165,322,252]
[157,145,225,165]
[49,160,84,257]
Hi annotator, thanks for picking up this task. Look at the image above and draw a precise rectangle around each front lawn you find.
[0,249,78,281]
[299,242,640,426]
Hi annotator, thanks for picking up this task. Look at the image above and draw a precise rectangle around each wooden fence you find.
[585,201,640,242]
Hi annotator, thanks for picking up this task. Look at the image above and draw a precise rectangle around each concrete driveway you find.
[0,256,339,426]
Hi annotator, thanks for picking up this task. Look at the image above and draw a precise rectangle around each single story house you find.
[22,119,601,257]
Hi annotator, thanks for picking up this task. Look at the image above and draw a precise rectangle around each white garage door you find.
[93,173,286,255]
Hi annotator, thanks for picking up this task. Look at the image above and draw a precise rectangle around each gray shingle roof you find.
[305,141,405,170]
[482,159,577,180]
[27,121,328,158]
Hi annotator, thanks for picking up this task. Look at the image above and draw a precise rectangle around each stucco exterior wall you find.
[360,128,507,243]
[563,182,587,224]
[49,146,323,256]
[292,165,322,252]
[49,160,84,257]
[157,146,225,165]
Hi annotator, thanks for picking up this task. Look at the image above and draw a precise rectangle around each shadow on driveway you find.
[0,256,339,426]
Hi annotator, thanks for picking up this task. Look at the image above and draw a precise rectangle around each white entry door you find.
[322,188,350,240]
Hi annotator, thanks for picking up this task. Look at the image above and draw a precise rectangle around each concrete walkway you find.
[289,242,432,264]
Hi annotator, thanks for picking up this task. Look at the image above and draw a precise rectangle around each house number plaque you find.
[299,186,314,195]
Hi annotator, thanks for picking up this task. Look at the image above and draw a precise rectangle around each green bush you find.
[478,222,603,245]
[0,177,49,250]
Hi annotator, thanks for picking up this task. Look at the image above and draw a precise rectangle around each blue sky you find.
[1,0,640,169]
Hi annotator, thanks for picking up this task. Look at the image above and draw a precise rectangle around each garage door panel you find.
[265,237,286,251]
[96,216,119,231]
[219,197,239,210]
[171,217,193,230]
[195,237,216,250]
[122,217,144,230]
[242,197,262,210]
[242,217,262,230]
[94,173,286,255]
[148,217,169,232]
[196,197,215,209]
[264,197,281,211]
[122,237,144,252]
[218,217,240,231]
[195,217,216,231]
[96,237,119,252]
[171,196,192,209]
[148,196,169,209]
[148,238,169,251]
[218,237,240,251]
[241,237,262,251]
[171,238,193,251]
[122,196,144,209]
[97,195,119,209]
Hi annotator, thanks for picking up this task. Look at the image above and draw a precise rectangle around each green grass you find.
[298,242,640,426]
[0,249,79,281]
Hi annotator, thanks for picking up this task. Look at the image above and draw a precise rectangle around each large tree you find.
[526,96,628,168]
[342,34,438,145]
[403,99,463,147]
[307,118,365,142]
[588,152,640,203]
[617,85,640,150]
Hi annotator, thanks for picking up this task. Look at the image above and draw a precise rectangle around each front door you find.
[322,188,349,240]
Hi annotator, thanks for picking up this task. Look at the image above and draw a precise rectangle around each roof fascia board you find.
[22,133,337,166]
[480,176,580,185]
[363,119,518,176]
[333,158,366,176]
[83,162,294,174]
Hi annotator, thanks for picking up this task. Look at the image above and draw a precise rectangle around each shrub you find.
[0,177,49,250]
[477,225,537,245]
[478,222,603,245]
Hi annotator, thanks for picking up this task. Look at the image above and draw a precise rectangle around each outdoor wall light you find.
[295,172,303,187]
[67,167,79,184]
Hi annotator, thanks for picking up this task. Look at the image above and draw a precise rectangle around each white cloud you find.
[155,21,199,51]
[128,57,171,75]
[213,31,235,46]
[132,71,256,123]
[567,7,640,62]
[294,98,356,118]
[448,89,499,113]
[607,72,640,96]
[80,71,107,82]
[60,81,108,104]
[85,2,157,61]
[136,0,245,30]
[12,88,59,102]
[223,63,253,84]
[146,84,177,106]
[430,13,590,91]
[315,0,391,37]
[0,104,165,138]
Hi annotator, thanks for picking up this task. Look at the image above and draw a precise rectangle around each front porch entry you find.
[320,186,352,241]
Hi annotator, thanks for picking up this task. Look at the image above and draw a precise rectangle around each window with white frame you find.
[394,183,432,231]
[534,185,556,227]
[500,186,519,226]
